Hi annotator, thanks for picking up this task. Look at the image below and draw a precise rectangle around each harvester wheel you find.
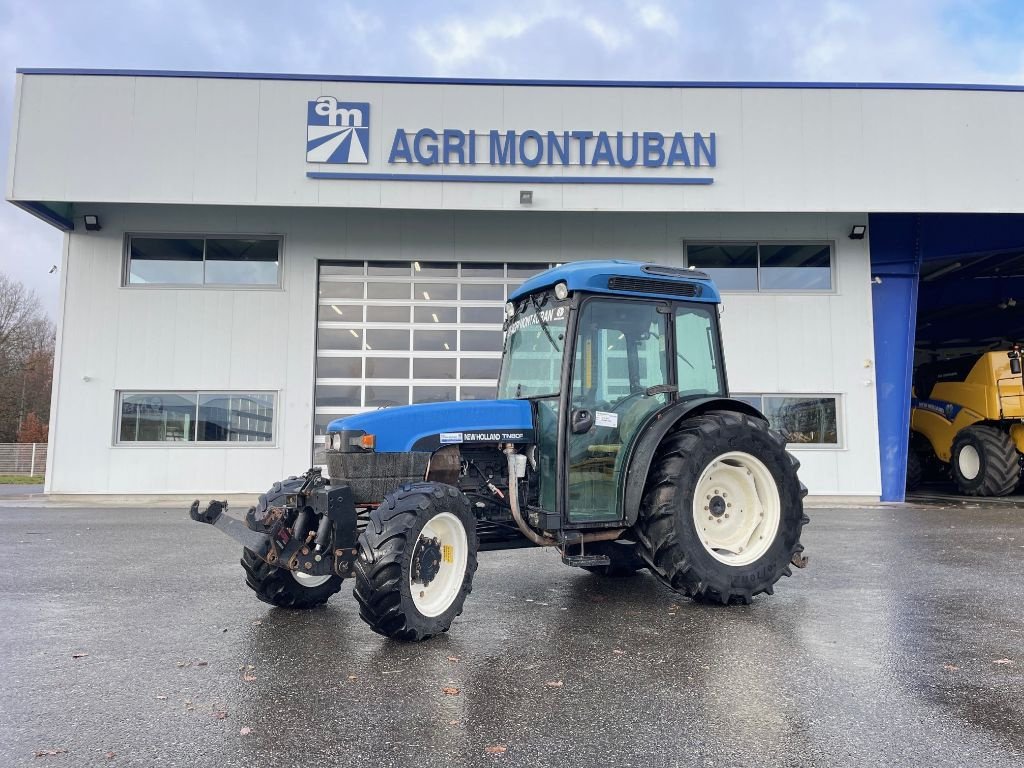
[951,425,1021,496]
[635,410,808,605]
[905,449,923,493]
[354,482,478,641]
[240,476,344,609]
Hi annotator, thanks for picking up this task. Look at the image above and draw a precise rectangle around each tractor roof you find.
[508,260,720,304]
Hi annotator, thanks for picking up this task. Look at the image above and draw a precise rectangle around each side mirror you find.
[571,408,595,434]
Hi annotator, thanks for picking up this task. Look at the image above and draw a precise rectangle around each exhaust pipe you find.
[503,444,624,547]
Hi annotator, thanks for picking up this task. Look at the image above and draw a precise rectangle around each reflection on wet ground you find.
[0,502,1021,766]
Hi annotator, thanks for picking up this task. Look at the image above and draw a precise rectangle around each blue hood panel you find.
[328,399,535,452]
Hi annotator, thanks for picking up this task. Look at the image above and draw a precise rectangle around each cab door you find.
[565,298,671,522]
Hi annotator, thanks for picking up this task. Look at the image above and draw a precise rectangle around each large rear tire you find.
[635,411,808,605]
[240,476,344,608]
[951,425,1020,496]
[354,482,478,641]
[905,448,923,493]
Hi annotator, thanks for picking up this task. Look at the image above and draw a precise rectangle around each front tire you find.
[636,411,808,605]
[354,482,478,641]
[239,476,344,608]
[951,425,1020,496]
[241,549,344,608]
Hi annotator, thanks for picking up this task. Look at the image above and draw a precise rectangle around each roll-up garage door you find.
[314,260,551,458]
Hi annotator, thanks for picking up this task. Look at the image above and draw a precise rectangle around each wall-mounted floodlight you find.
[848,224,866,240]
[83,214,101,231]
[520,190,533,205]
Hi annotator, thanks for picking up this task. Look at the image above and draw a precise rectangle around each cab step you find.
[561,553,611,568]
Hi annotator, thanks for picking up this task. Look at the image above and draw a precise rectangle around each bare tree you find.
[0,273,55,442]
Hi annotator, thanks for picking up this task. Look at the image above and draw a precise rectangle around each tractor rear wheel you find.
[354,482,478,641]
[240,476,344,608]
[951,425,1020,496]
[635,410,808,605]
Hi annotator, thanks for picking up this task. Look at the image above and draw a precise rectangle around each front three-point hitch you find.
[189,468,361,581]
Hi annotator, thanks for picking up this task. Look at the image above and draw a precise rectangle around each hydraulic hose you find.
[503,444,625,547]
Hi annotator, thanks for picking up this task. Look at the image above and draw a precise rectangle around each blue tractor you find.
[191,261,809,641]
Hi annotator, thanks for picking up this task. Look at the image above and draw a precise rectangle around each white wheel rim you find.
[692,451,782,567]
[410,511,468,618]
[958,444,981,480]
[292,571,332,588]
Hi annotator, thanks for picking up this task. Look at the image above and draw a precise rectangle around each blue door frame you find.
[870,213,1024,502]
[870,215,921,502]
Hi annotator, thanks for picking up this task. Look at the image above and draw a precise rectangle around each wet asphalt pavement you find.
[0,484,42,497]
[1,501,1022,768]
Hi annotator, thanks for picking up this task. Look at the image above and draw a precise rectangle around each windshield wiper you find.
[530,293,560,351]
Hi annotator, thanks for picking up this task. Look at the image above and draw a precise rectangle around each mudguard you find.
[619,397,767,526]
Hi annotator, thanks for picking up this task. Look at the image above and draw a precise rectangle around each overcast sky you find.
[2,0,1023,316]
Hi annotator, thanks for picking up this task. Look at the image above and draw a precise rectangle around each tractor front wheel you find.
[240,476,344,608]
[951,425,1020,496]
[354,482,478,641]
[636,410,808,605]
[241,548,344,609]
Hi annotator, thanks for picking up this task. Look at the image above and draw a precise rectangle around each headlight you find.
[329,433,342,451]
[505,301,515,318]
[554,282,569,300]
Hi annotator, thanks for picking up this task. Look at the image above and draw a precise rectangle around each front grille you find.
[607,276,701,297]
[327,451,429,504]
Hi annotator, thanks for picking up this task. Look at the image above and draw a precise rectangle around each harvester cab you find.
[191,260,809,641]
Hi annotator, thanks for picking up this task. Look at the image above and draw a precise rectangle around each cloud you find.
[411,11,547,74]
[582,17,631,51]
[632,3,679,34]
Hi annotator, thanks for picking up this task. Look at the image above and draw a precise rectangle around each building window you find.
[735,394,841,446]
[125,236,281,287]
[117,391,275,444]
[685,242,833,292]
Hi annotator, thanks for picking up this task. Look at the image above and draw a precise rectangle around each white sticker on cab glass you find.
[595,411,618,428]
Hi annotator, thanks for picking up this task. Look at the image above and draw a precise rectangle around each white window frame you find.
[683,240,836,294]
[733,392,845,450]
[122,233,285,289]
[113,390,279,447]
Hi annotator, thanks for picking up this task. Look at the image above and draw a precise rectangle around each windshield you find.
[497,293,571,398]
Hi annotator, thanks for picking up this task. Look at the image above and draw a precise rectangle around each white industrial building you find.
[9,69,1024,500]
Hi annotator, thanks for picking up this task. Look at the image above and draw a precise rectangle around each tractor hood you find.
[327,399,535,453]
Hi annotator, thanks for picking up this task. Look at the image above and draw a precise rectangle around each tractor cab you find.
[498,261,731,526]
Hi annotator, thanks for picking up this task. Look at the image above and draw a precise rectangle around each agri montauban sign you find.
[306,95,715,185]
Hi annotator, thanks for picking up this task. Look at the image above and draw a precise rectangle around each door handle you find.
[571,408,594,434]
